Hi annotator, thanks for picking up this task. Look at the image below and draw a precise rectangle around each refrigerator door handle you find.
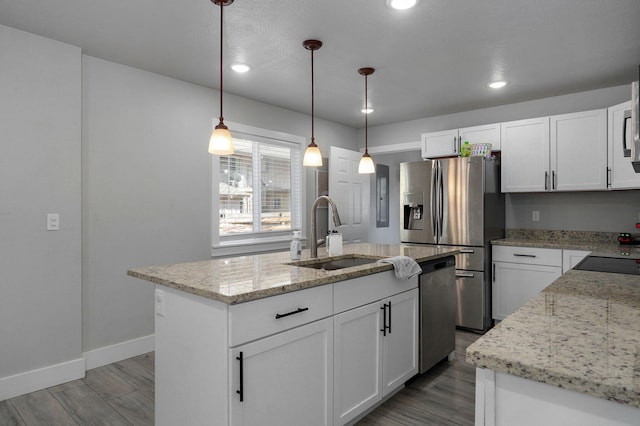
[438,162,444,238]
[430,161,438,238]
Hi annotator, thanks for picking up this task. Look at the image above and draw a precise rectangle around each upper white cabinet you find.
[501,117,550,192]
[501,109,607,192]
[608,100,640,189]
[551,109,608,191]
[422,123,501,159]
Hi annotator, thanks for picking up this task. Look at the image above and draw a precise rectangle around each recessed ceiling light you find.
[488,81,507,89]
[361,108,374,114]
[387,0,418,10]
[230,64,250,73]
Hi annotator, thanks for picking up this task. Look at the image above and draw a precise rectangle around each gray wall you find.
[368,151,421,244]
[365,85,639,241]
[2,21,357,388]
[82,57,357,353]
[363,85,631,147]
[0,26,82,377]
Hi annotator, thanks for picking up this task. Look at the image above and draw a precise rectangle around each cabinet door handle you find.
[544,171,549,190]
[492,263,496,282]
[606,167,611,188]
[552,170,556,190]
[453,137,457,153]
[275,307,309,319]
[387,301,392,334]
[513,253,537,258]
[236,351,244,402]
[380,303,387,336]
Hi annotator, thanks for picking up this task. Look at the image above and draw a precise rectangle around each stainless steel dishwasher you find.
[419,256,456,373]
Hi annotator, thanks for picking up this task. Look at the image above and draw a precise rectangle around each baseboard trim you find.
[0,358,85,401]
[83,334,155,370]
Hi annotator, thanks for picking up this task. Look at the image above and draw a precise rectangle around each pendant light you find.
[302,39,323,167]
[208,0,234,156]
[358,67,376,174]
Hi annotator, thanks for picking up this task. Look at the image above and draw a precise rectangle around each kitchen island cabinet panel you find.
[230,318,333,426]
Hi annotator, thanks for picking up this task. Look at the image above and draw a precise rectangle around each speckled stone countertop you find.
[128,243,459,304]
[492,229,640,257]
[467,269,640,407]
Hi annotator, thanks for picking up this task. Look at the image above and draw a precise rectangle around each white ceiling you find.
[1,0,639,128]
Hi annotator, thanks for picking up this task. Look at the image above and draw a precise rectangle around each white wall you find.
[0,25,83,396]
[364,85,639,237]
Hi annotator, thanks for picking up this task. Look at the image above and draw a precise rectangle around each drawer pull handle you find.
[236,351,244,402]
[275,307,309,319]
[513,254,536,258]
[459,249,475,254]
[456,272,475,278]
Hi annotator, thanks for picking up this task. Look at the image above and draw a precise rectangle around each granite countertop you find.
[466,269,640,407]
[128,243,459,304]
[492,229,640,258]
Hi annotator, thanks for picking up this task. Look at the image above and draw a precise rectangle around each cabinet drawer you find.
[492,245,561,267]
[229,284,333,347]
[334,270,418,314]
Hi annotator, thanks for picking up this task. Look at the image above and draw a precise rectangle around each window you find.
[212,122,304,254]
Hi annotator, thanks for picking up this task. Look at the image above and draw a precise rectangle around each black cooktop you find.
[574,256,640,275]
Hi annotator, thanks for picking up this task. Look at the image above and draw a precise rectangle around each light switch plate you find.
[532,211,540,222]
[47,213,60,231]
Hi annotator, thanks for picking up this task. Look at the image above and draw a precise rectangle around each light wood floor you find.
[0,331,480,426]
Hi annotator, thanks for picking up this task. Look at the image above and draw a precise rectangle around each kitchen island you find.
[466,268,640,425]
[128,243,459,426]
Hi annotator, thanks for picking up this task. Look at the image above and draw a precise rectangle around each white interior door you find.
[329,146,370,243]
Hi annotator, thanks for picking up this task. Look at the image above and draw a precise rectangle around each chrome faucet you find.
[310,195,342,258]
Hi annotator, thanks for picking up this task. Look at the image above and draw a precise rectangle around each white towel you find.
[377,256,422,280]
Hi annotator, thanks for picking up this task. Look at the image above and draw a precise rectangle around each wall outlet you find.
[532,210,540,222]
[155,289,165,317]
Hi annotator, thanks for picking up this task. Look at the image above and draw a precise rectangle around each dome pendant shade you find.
[358,67,375,174]
[303,141,323,166]
[209,122,234,155]
[358,152,375,174]
[209,0,234,155]
[303,39,323,167]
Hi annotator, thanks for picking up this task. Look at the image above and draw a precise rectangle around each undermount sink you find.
[289,255,380,271]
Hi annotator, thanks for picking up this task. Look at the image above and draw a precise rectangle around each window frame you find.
[211,121,306,257]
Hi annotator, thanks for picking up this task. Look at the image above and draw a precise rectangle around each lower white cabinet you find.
[492,246,562,321]
[561,249,590,274]
[154,270,421,426]
[230,318,333,426]
[492,246,591,320]
[492,261,561,320]
[334,288,419,425]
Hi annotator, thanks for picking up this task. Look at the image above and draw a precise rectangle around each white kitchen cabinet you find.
[561,249,590,274]
[551,109,608,191]
[421,123,501,159]
[492,246,562,320]
[501,110,607,192]
[608,100,640,189]
[501,117,550,192]
[333,287,419,425]
[230,318,333,426]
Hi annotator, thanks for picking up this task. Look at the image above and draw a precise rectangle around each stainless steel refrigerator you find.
[400,156,504,332]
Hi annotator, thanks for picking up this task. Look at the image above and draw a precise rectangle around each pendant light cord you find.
[364,74,368,154]
[310,48,315,144]
[218,1,224,124]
